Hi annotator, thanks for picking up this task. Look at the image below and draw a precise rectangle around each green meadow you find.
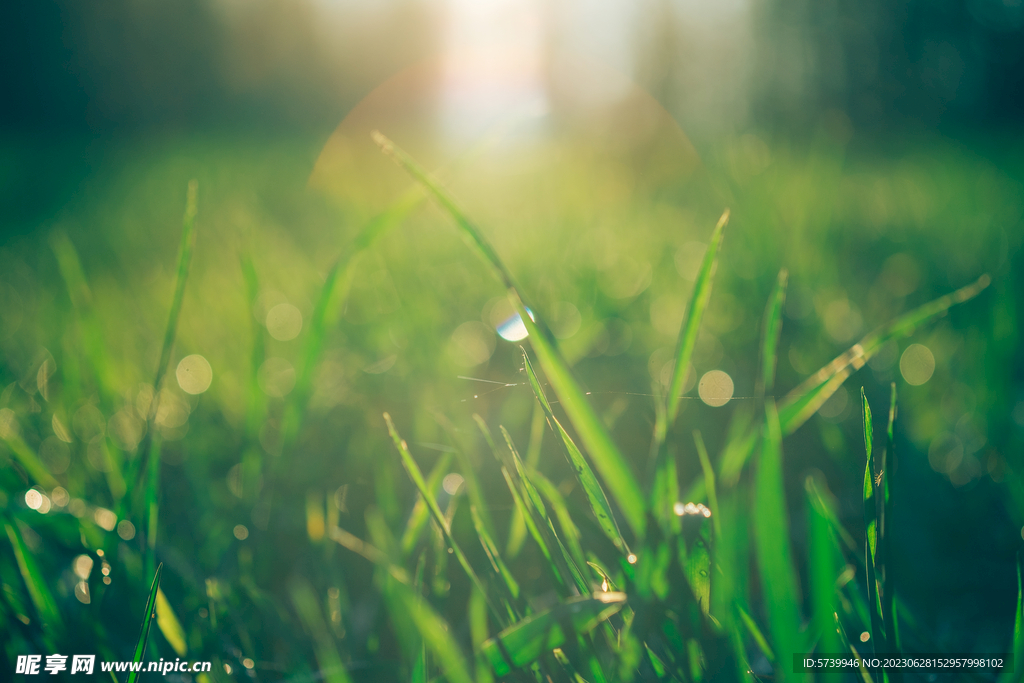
[1,117,1022,682]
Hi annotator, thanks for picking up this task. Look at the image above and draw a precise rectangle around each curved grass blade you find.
[999,552,1024,683]
[480,593,627,678]
[470,587,496,683]
[880,383,903,680]
[389,580,474,683]
[530,471,587,575]
[289,578,354,683]
[1,434,59,489]
[374,131,645,539]
[521,348,627,552]
[693,431,721,538]
[861,388,885,662]
[752,400,802,681]
[758,269,788,399]
[807,476,842,657]
[127,563,164,683]
[384,413,498,618]
[470,504,521,608]
[401,451,453,556]
[665,210,729,425]
[4,518,63,638]
[780,274,990,433]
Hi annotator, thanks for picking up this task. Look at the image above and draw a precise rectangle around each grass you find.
[0,127,1018,682]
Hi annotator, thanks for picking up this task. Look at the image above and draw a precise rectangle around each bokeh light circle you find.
[176,354,213,395]
[900,343,935,386]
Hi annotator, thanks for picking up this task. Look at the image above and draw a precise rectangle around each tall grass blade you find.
[693,431,721,537]
[521,348,627,552]
[530,471,587,576]
[1,433,59,489]
[501,426,590,595]
[480,593,627,678]
[384,413,497,617]
[665,210,728,425]
[391,580,475,683]
[374,131,646,539]
[470,504,521,609]
[807,476,842,657]
[759,269,789,398]
[880,383,903,680]
[780,274,990,434]
[999,552,1024,683]
[134,181,199,578]
[4,518,63,637]
[50,231,114,397]
[401,451,454,557]
[470,587,496,683]
[127,563,163,683]
[861,389,885,664]
[289,578,354,683]
[753,400,803,681]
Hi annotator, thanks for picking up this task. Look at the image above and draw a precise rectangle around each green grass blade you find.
[391,580,474,683]
[806,476,842,657]
[401,451,454,557]
[134,181,198,577]
[384,413,498,617]
[665,210,729,425]
[480,593,627,678]
[737,604,775,663]
[861,388,885,661]
[752,400,803,681]
[521,348,628,552]
[501,426,589,595]
[4,518,63,636]
[759,268,789,398]
[470,587,496,683]
[374,131,646,539]
[127,563,163,683]
[1,431,59,489]
[880,383,902,678]
[530,471,587,576]
[780,274,990,434]
[693,431,721,538]
[470,504,521,605]
[50,231,114,398]
[289,578,354,683]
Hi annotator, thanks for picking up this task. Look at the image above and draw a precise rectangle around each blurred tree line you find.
[2,0,1021,138]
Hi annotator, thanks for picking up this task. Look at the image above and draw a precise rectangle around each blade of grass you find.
[759,269,788,399]
[1,432,59,489]
[133,181,199,579]
[861,388,885,661]
[780,274,990,432]
[879,383,903,682]
[126,562,163,683]
[807,476,842,657]
[721,275,990,485]
[752,400,803,681]
[384,413,499,619]
[693,431,721,538]
[50,231,114,398]
[530,471,587,576]
[401,452,454,557]
[999,552,1024,683]
[374,131,645,539]
[470,587,496,683]
[289,578,354,683]
[470,504,522,618]
[665,210,729,426]
[521,348,628,552]
[480,593,627,678]
[4,518,63,638]
[390,579,474,683]
[155,588,187,656]
[507,403,546,558]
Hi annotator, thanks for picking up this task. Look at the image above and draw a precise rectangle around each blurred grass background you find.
[1,0,1023,680]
